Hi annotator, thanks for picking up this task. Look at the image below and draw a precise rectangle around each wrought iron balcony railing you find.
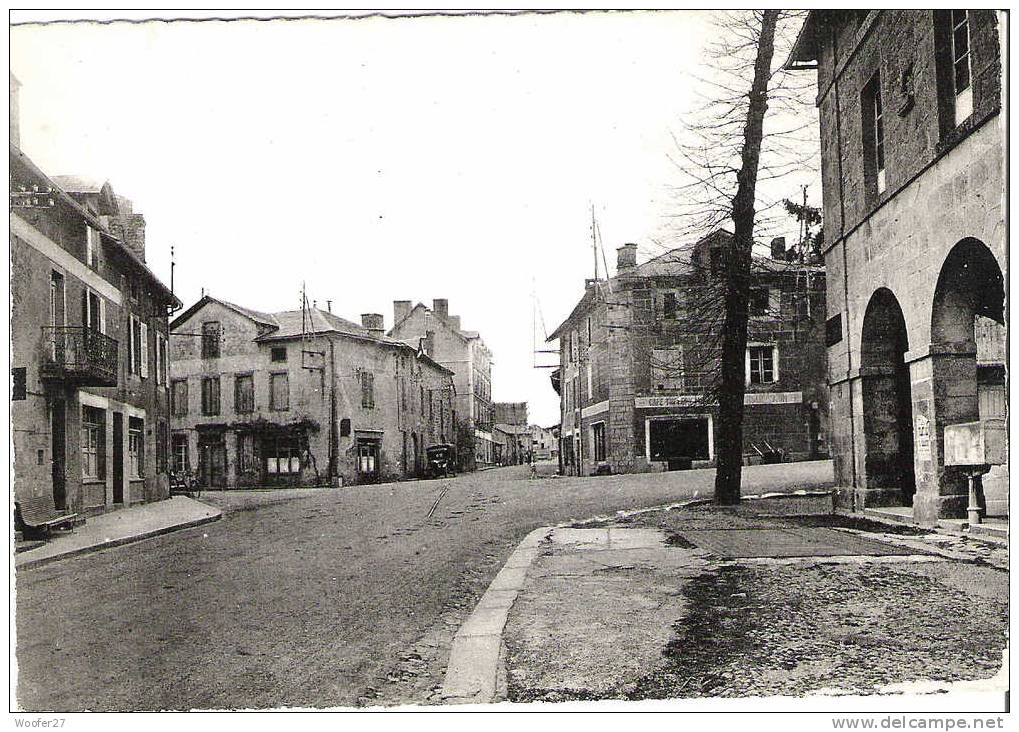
[41,326,119,387]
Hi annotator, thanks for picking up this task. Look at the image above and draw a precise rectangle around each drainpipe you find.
[329,339,338,485]
[831,21,859,505]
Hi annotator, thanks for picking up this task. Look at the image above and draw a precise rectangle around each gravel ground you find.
[627,559,1007,699]
[515,505,1009,702]
[15,461,832,711]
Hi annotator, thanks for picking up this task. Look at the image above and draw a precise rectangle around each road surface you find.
[15,461,832,710]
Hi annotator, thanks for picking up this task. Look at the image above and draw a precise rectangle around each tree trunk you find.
[714,10,779,505]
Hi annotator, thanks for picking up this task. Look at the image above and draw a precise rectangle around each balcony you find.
[41,326,119,387]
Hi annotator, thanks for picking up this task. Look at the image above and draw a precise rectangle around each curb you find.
[16,510,222,570]
[440,526,552,705]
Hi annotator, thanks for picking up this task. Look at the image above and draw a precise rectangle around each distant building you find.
[493,401,528,426]
[530,424,559,461]
[493,423,531,465]
[549,229,828,477]
[787,10,1006,523]
[169,297,454,487]
[11,77,181,517]
[389,299,494,468]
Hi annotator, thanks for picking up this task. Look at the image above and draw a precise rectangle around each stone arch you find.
[927,238,1007,517]
[859,287,916,507]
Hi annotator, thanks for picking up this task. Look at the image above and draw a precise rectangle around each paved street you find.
[16,461,831,711]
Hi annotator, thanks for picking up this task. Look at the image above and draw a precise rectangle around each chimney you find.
[361,313,385,337]
[326,300,332,313]
[9,73,20,150]
[770,237,786,260]
[432,298,449,320]
[394,300,411,326]
[112,213,146,262]
[617,243,638,274]
[423,330,436,357]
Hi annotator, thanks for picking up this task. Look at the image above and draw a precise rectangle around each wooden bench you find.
[15,493,79,537]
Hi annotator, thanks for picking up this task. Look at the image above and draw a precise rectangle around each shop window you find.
[239,434,257,473]
[265,434,301,474]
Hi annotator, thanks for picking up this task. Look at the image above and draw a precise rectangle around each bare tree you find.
[638,11,820,503]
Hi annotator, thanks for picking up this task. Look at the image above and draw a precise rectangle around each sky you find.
[10,10,817,426]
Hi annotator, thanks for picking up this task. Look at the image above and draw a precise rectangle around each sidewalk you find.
[15,496,222,570]
[443,500,1008,705]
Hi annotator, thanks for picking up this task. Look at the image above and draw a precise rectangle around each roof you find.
[50,174,104,193]
[493,423,531,436]
[10,144,181,309]
[388,301,478,344]
[785,11,822,69]
[170,295,454,374]
[546,227,822,341]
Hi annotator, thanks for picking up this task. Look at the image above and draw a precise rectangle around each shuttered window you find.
[269,372,289,411]
[202,376,221,416]
[235,373,255,413]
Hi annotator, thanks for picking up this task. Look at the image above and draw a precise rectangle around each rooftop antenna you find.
[170,244,175,297]
[591,203,600,282]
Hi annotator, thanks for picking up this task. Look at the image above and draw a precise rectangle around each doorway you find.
[50,400,66,510]
[198,435,227,487]
[357,440,380,482]
[112,412,124,504]
[648,417,710,470]
[860,288,915,506]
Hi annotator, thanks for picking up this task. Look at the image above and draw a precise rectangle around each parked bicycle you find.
[170,468,201,499]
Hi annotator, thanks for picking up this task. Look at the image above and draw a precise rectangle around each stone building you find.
[530,424,559,461]
[11,78,181,517]
[493,402,528,426]
[548,229,828,477]
[787,10,1006,524]
[169,297,455,487]
[388,299,495,468]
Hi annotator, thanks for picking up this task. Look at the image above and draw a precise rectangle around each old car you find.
[426,443,457,478]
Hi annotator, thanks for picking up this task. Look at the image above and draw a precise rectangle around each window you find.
[825,315,844,347]
[652,348,685,391]
[570,331,579,364]
[420,385,425,414]
[340,418,351,437]
[172,433,189,473]
[429,391,434,423]
[592,422,606,462]
[171,379,189,417]
[709,249,725,276]
[128,315,147,377]
[748,345,778,385]
[201,376,221,415]
[238,433,256,474]
[155,333,168,385]
[265,434,301,474]
[12,367,26,400]
[663,292,678,320]
[128,416,144,478]
[271,347,287,363]
[81,407,106,480]
[586,317,593,345]
[201,321,221,359]
[586,363,593,399]
[749,287,770,316]
[156,420,168,474]
[862,73,886,195]
[951,10,973,124]
[85,290,104,333]
[269,372,289,411]
[85,225,98,269]
[235,373,255,413]
[361,371,375,409]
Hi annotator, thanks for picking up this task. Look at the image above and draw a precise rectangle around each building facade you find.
[11,83,180,517]
[389,299,495,468]
[530,424,559,461]
[169,297,455,488]
[549,230,828,477]
[788,10,1006,523]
